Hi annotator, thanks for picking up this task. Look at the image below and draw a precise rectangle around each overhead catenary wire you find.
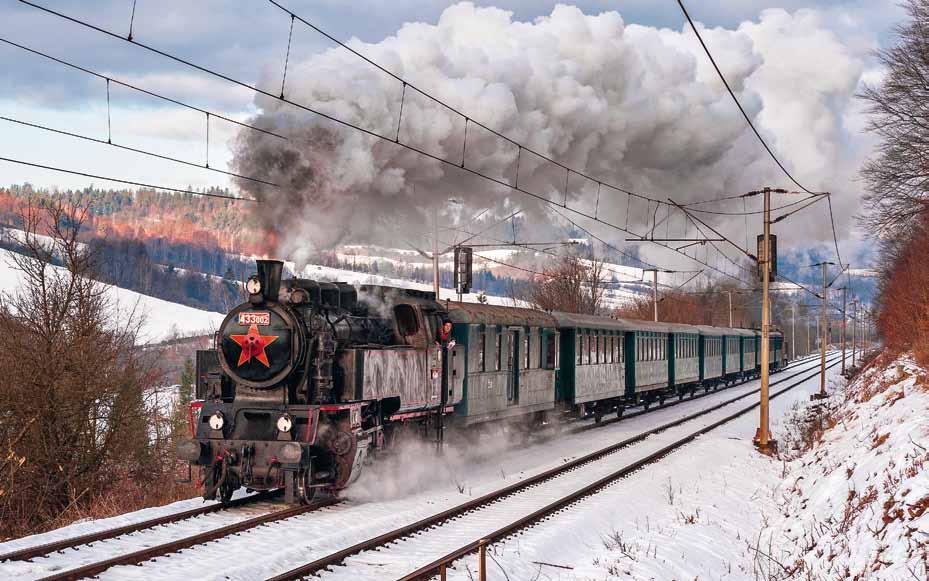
[0,37,285,141]
[686,194,823,216]
[0,115,278,187]
[675,0,818,197]
[18,0,751,285]
[0,156,255,202]
[262,0,672,209]
[675,0,846,271]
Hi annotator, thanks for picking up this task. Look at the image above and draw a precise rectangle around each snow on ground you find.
[0,248,225,343]
[765,353,929,579]
[438,356,849,581]
[0,361,828,580]
[441,352,929,581]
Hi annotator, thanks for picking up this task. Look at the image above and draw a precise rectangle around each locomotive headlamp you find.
[209,411,225,431]
[280,442,303,463]
[245,276,262,295]
[276,414,293,433]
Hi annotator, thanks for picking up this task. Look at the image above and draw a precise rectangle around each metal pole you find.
[433,206,440,299]
[758,187,771,451]
[791,304,796,361]
[819,262,828,397]
[806,313,811,356]
[727,290,733,328]
[841,286,847,375]
[852,299,857,366]
[653,269,659,322]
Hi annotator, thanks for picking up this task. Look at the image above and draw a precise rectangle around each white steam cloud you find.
[234,3,876,268]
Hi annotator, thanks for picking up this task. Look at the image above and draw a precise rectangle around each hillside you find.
[0,247,225,343]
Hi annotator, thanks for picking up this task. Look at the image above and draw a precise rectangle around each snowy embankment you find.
[0,248,225,343]
[766,354,929,579]
[447,353,927,581]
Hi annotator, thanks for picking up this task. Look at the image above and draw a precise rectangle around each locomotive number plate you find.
[239,311,271,326]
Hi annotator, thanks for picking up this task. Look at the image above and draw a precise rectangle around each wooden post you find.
[439,563,447,581]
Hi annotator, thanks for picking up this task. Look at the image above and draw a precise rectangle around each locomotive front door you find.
[507,329,519,405]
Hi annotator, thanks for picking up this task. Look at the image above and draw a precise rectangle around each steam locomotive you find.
[177,259,785,504]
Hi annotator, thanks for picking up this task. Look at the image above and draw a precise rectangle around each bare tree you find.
[0,198,168,538]
[525,254,606,314]
[860,0,929,235]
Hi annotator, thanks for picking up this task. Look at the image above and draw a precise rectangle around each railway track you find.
[18,497,339,581]
[265,353,842,581]
[0,491,280,564]
[1,354,829,580]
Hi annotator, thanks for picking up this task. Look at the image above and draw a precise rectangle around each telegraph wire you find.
[17,0,752,284]
[0,157,255,202]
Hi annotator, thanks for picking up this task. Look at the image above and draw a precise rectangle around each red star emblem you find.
[230,324,278,367]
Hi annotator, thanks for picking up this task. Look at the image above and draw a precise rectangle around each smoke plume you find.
[233,3,874,267]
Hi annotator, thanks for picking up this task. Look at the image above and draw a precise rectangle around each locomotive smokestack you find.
[256,259,284,303]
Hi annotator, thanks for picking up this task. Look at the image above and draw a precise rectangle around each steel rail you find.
[9,356,824,578]
[0,490,280,563]
[265,353,839,581]
[35,497,341,581]
[399,356,845,580]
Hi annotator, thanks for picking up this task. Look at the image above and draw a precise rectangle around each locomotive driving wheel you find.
[295,467,316,504]
[219,478,236,504]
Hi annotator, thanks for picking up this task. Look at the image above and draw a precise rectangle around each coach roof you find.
[446,302,558,327]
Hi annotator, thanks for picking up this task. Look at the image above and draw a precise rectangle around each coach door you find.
[507,328,519,405]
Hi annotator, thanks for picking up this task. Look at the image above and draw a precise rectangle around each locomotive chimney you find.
[255,259,284,303]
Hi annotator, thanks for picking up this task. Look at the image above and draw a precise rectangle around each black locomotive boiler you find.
[177,259,457,503]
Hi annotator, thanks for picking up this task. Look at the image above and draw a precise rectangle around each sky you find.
[0,0,910,276]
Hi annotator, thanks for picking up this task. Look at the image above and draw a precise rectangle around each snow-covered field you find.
[0,354,847,580]
[0,247,225,343]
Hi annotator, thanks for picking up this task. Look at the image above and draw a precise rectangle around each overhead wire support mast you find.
[676,0,845,272]
[18,0,746,284]
[810,261,835,400]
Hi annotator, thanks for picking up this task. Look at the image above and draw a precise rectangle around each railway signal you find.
[453,246,473,297]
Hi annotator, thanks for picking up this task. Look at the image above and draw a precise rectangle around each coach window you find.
[524,329,531,370]
[594,334,600,364]
[478,325,487,371]
[495,327,502,371]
